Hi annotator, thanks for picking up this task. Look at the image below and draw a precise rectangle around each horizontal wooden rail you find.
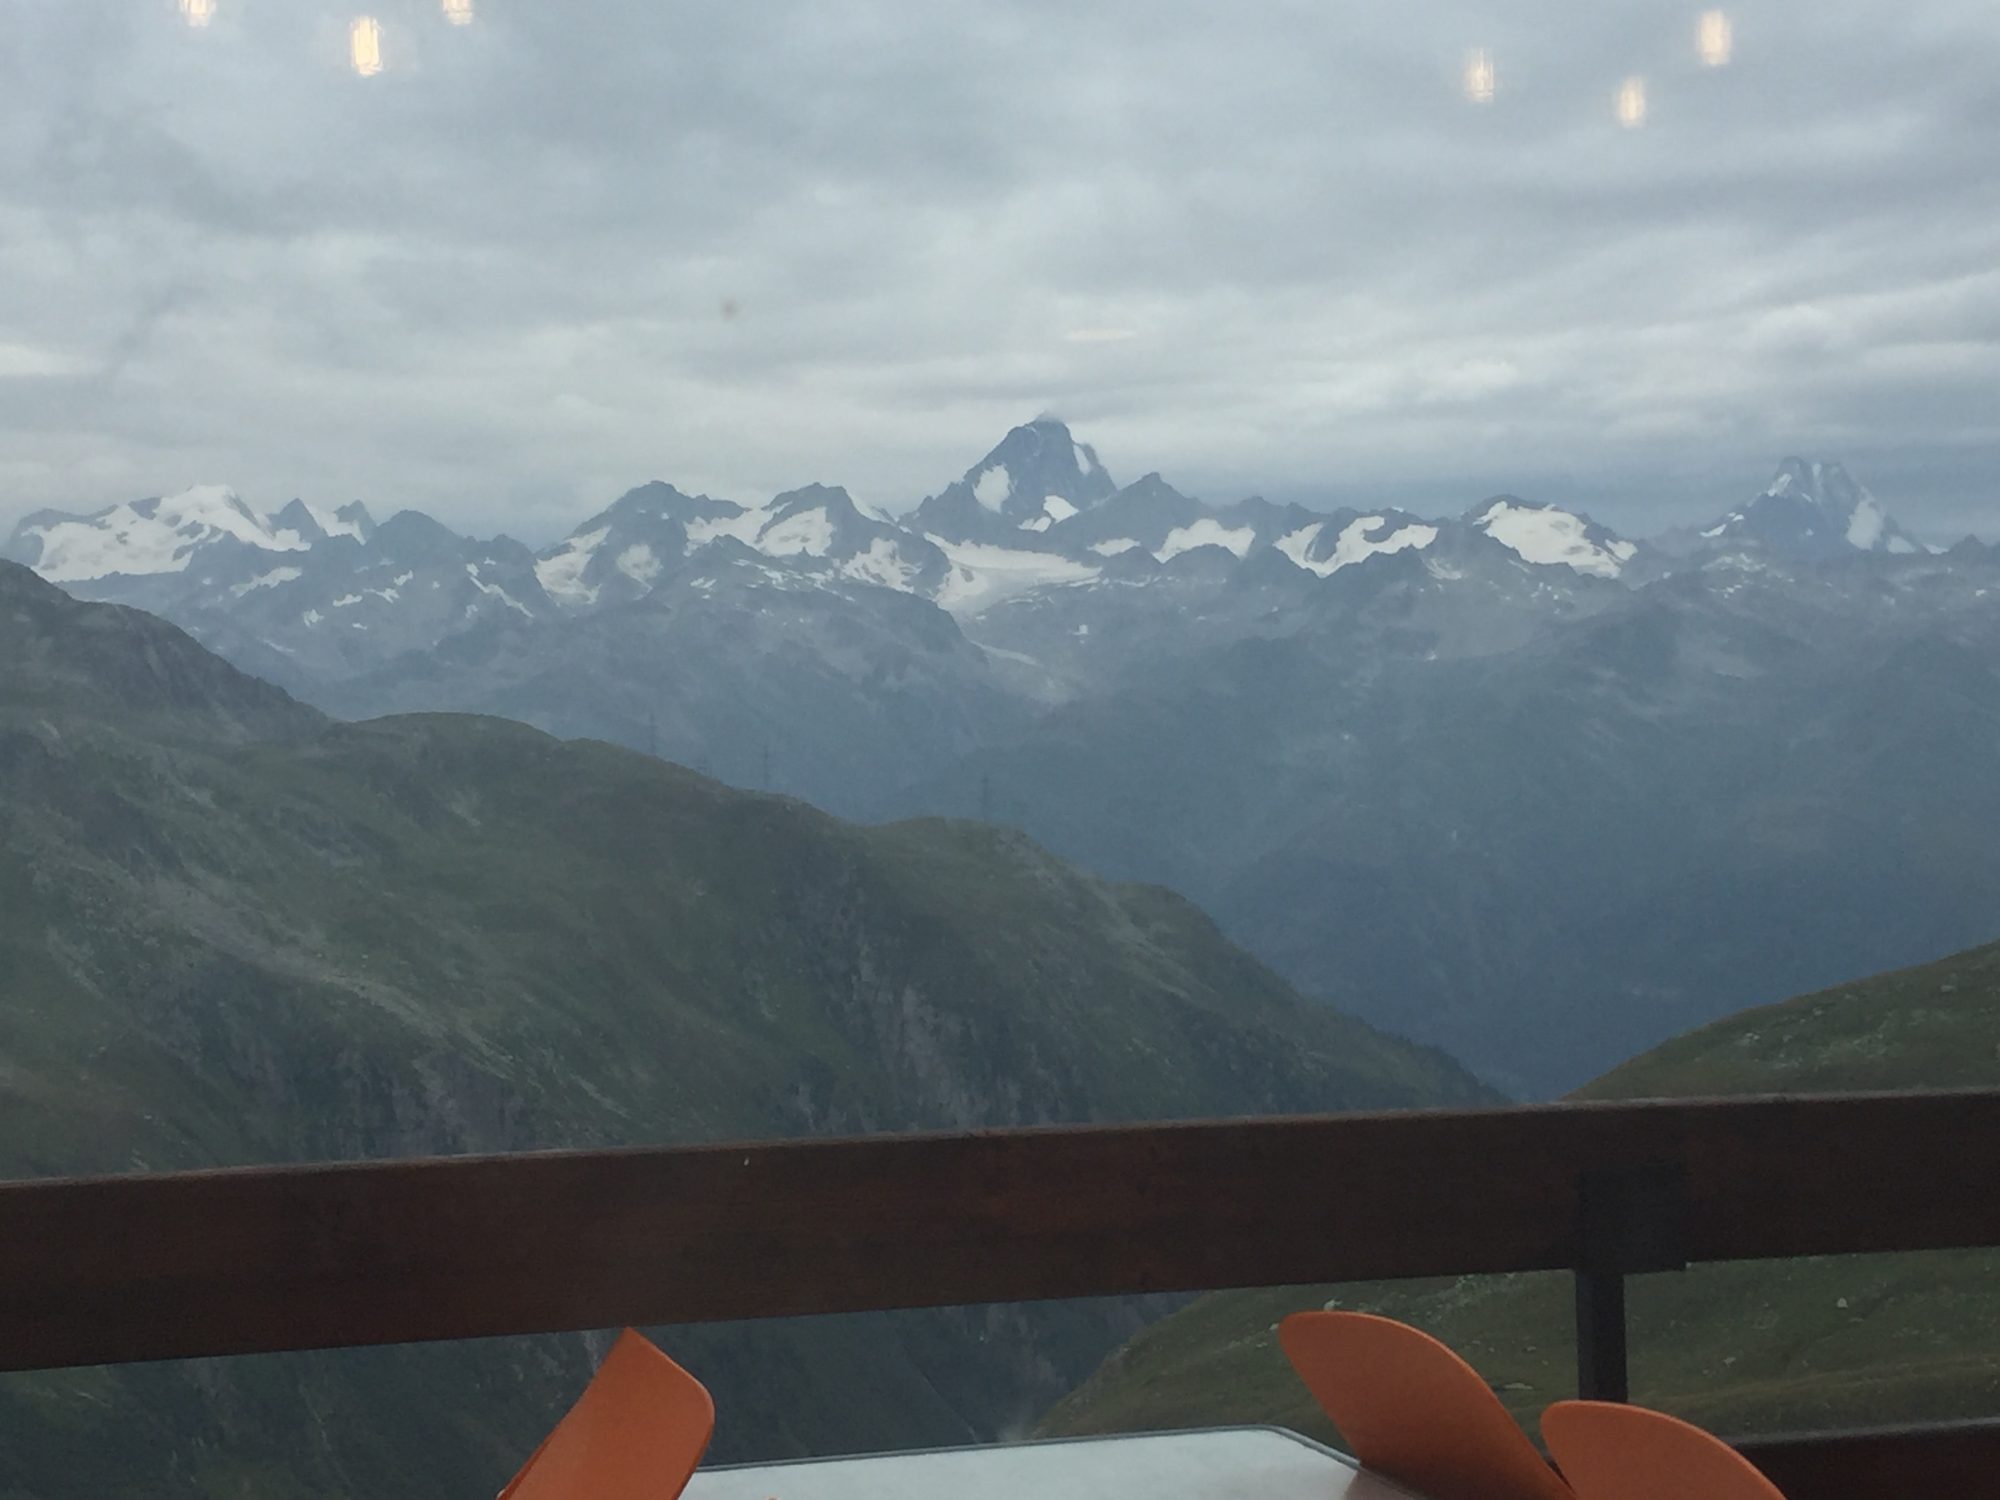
[1736,1418,2000,1500]
[4,1090,2000,1373]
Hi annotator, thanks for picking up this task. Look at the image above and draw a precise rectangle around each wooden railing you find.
[4,1090,2000,1497]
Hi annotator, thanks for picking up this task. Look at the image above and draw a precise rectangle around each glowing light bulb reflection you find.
[350,16,384,76]
[1463,49,1496,105]
[1616,76,1648,128]
[180,0,216,28]
[1698,11,1733,67]
[442,0,474,25]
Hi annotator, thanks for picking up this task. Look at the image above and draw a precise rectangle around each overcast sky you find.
[4,0,1998,545]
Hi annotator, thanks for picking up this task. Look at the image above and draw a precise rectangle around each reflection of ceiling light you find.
[350,16,384,76]
[180,0,216,28]
[1698,11,1733,67]
[1616,76,1647,128]
[442,0,474,25]
[1463,49,1496,105]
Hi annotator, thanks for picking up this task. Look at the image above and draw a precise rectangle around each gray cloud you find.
[3,0,1997,544]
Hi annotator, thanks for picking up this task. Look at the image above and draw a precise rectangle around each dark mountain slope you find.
[0,560,318,741]
[1044,939,2000,1445]
[0,561,1486,1497]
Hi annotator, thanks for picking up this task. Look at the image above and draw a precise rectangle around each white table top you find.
[683,1426,1426,1500]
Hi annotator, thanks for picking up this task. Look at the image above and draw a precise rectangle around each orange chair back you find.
[1280,1311,1573,1500]
[499,1329,715,1500]
[1542,1400,1787,1500]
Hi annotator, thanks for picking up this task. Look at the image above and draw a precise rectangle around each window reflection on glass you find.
[443,0,475,26]
[350,15,385,76]
[1463,49,1497,105]
[1616,76,1647,127]
[1698,11,1734,68]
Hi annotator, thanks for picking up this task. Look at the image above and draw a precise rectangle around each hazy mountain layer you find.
[10,427,1997,1091]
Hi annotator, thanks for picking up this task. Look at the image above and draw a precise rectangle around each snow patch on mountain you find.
[1091,538,1142,557]
[23,485,309,582]
[464,563,534,618]
[1847,494,1885,549]
[757,507,836,558]
[1843,492,1919,553]
[841,538,925,592]
[1021,495,1079,533]
[931,538,1100,615]
[1278,516,1439,577]
[304,503,368,542]
[230,566,303,598]
[535,526,610,606]
[1274,525,1324,571]
[1157,519,1255,563]
[973,466,1012,512]
[686,506,769,550]
[617,543,661,583]
[1476,501,1635,578]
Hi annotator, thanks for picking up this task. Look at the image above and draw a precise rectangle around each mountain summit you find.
[1697,458,1929,558]
[912,418,1118,543]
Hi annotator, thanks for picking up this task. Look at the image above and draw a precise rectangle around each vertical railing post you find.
[1573,1264,1630,1401]
[1573,1160,1689,1403]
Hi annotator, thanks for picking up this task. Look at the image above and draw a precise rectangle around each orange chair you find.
[1542,1400,1787,1500]
[498,1328,715,1500]
[1279,1311,1573,1500]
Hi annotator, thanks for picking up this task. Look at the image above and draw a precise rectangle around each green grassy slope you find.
[1042,942,2000,1445]
[0,561,1491,1497]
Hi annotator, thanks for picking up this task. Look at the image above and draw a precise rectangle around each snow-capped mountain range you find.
[7,418,1970,738]
[3,417,1945,644]
[10,420,1998,1096]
